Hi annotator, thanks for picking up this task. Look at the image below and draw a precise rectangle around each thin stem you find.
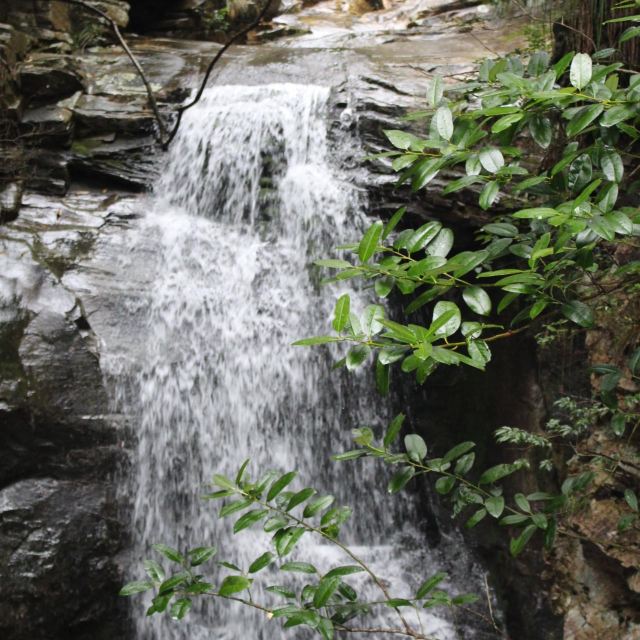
[163,0,274,149]
[234,488,416,635]
[57,0,167,142]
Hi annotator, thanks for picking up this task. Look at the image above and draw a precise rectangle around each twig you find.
[162,0,275,149]
[56,0,168,143]
[483,573,500,633]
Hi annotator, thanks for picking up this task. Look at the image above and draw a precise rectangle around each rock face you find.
[0,193,131,639]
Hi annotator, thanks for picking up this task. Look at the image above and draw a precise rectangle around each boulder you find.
[70,134,160,188]
[19,54,83,106]
[72,94,156,136]
[0,478,128,640]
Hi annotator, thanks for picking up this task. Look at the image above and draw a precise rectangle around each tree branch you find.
[162,0,275,149]
[56,0,168,142]
[54,0,275,149]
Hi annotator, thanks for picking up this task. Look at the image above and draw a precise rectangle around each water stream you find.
[104,83,485,639]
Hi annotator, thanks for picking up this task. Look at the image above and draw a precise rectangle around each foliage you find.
[120,461,479,638]
[122,20,640,640]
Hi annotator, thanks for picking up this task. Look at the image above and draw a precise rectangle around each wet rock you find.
[73,94,156,136]
[0,478,128,640]
[0,182,22,222]
[20,102,75,147]
[348,0,383,16]
[26,154,70,196]
[70,134,160,188]
[19,54,84,106]
[252,24,311,41]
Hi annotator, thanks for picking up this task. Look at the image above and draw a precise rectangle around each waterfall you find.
[104,83,485,640]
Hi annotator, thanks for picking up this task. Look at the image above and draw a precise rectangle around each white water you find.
[105,84,484,639]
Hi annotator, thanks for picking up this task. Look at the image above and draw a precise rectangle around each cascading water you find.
[105,83,488,640]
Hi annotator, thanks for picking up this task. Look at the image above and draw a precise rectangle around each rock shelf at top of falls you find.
[0,2,527,639]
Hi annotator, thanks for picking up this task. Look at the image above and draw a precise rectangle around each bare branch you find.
[56,0,168,142]
[162,0,275,149]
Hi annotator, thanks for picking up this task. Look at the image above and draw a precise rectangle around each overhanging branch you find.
[54,0,274,149]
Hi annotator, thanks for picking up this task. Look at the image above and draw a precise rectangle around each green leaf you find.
[313,576,341,608]
[119,580,154,596]
[332,295,350,332]
[483,223,518,237]
[219,576,253,596]
[346,344,371,370]
[434,106,454,140]
[358,221,383,263]
[500,514,530,526]
[318,617,335,640]
[220,499,252,518]
[324,565,364,579]
[569,53,592,89]
[170,597,192,620]
[416,572,447,599]
[303,495,335,518]
[266,585,296,599]
[443,441,475,463]
[388,466,415,494]
[189,546,217,567]
[376,357,390,396]
[566,104,604,138]
[147,593,172,614]
[528,114,552,148]
[409,221,442,253]
[514,493,531,513]
[435,476,456,495]
[385,599,414,608]
[332,449,366,461]
[512,207,558,220]
[561,300,594,328]
[479,181,499,210]
[625,489,638,513]
[286,487,316,511]
[293,336,340,346]
[479,148,505,173]
[510,524,537,556]
[143,560,165,583]
[375,276,394,298]
[152,544,185,565]
[249,552,274,573]
[478,463,519,485]
[234,509,268,533]
[428,228,455,258]
[384,413,405,448]
[267,472,297,502]
[601,105,636,127]
[485,496,505,518]
[212,474,236,491]
[280,561,317,574]
[384,129,421,150]
[601,151,624,183]
[427,75,444,106]
[491,112,523,133]
[275,527,305,556]
[405,434,428,461]
[383,206,406,240]
[466,508,487,528]
[159,572,190,594]
[462,286,491,316]
[432,301,462,337]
